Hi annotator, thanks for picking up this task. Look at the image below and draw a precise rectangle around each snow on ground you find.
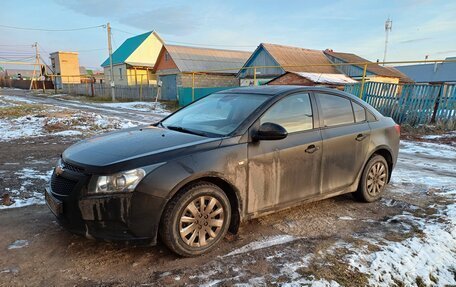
[224,235,297,257]
[0,94,171,142]
[58,98,171,117]
[421,131,456,140]
[0,95,36,104]
[347,203,456,286]
[0,113,141,142]
[0,168,53,210]
[7,240,29,250]
[97,101,171,116]
[391,140,456,192]
[0,104,144,142]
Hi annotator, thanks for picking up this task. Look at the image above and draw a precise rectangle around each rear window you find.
[316,93,355,127]
[352,101,366,123]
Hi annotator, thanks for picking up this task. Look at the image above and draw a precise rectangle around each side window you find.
[316,93,355,127]
[260,93,313,133]
[352,101,366,122]
[367,110,377,122]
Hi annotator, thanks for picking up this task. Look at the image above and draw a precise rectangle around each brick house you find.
[324,49,413,84]
[153,45,251,100]
[237,43,342,86]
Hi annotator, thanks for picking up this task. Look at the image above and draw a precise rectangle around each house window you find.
[119,67,123,80]
[165,52,170,61]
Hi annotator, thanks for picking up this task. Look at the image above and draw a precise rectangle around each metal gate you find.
[160,74,177,100]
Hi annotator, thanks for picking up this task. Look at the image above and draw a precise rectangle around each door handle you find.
[305,144,320,154]
[355,134,368,141]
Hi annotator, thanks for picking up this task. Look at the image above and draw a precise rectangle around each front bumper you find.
[45,166,167,244]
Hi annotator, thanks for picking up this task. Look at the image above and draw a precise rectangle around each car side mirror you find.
[254,122,288,141]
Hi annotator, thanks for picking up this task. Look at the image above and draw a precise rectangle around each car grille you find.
[62,160,84,173]
[50,173,78,196]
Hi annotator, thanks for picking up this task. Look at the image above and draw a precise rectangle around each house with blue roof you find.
[101,31,164,86]
[395,57,456,84]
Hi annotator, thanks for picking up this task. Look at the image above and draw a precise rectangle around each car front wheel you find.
[159,182,231,257]
[355,155,389,202]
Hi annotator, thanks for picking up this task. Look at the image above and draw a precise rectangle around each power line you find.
[0,44,32,47]
[166,40,256,48]
[0,24,105,32]
[73,48,106,53]
[111,28,135,35]
[112,27,256,48]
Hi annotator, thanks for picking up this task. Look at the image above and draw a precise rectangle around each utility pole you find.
[29,42,40,91]
[106,23,115,101]
[383,17,392,66]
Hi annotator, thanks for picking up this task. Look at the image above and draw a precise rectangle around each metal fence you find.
[177,86,236,106]
[61,83,158,101]
[344,82,456,128]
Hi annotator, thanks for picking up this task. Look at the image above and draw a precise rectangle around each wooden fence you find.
[61,83,158,101]
[344,82,456,129]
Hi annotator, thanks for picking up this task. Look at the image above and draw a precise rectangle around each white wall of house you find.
[103,64,129,86]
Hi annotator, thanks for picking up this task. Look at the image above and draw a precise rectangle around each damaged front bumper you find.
[45,169,166,244]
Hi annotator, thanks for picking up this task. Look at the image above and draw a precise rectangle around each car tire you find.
[159,182,231,257]
[354,155,389,202]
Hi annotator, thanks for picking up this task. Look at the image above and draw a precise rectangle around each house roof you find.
[324,50,407,79]
[101,31,163,67]
[394,58,456,83]
[383,67,414,83]
[260,43,341,74]
[266,71,356,85]
[162,45,251,73]
[293,72,357,84]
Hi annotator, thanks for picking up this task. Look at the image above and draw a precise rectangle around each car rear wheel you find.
[354,155,389,202]
[159,182,231,257]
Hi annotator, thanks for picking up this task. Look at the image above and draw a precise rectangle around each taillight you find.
[394,124,400,135]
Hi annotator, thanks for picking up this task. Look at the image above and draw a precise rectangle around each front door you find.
[247,92,322,213]
[314,92,371,193]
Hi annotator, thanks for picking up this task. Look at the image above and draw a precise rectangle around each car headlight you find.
[91,168,146,194]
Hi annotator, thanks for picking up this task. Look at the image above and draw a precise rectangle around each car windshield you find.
[161,93,269,137]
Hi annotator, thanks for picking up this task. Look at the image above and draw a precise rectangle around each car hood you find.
[62,125,222,174]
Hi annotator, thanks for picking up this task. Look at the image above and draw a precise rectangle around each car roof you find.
[215,85,383,118]
[217,85,356,98]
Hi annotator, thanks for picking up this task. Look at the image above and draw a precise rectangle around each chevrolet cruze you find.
[46,86,400,256]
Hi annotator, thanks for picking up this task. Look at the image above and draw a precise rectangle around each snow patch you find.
[1,95,35,104]
[338,216,355,221]
[224,235,297,257]
[53,130,83,136]
[347,204,456,286]
[8,240,29,250]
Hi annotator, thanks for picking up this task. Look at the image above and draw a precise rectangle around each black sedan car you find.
[46,86,400,256]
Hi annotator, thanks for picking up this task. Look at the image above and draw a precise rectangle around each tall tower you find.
[383,17,392,66]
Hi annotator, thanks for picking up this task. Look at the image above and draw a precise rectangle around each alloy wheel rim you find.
[367,162,387,196]
[179,195,225,247]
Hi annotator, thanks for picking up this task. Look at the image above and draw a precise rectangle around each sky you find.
[0,0,455,70]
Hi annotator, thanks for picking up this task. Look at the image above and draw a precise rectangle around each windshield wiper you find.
[166,125,207,137]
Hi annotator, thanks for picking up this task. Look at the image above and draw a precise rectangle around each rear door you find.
[247,92,322,213]
[314,92,371,193]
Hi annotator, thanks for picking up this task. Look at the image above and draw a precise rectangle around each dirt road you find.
[0,89,455,286]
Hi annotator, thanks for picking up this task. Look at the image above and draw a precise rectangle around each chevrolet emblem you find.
[55,165,64,176]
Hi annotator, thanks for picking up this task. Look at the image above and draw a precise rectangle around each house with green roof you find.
[101,31,164,86]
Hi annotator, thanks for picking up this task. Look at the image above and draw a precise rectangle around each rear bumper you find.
[45,173,167,244]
